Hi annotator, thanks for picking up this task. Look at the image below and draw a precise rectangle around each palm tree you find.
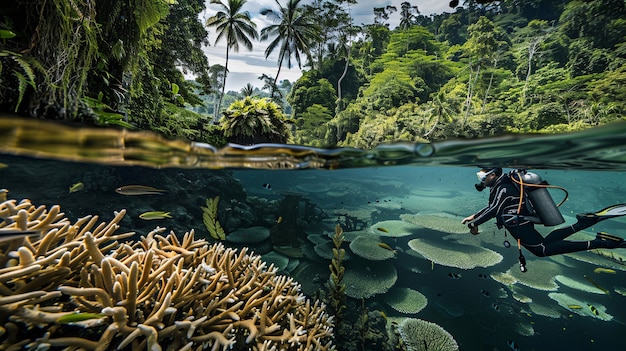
[260,0,319,98]
[206,0,258,118]
[398,2,419,30]
[240,83,255,97]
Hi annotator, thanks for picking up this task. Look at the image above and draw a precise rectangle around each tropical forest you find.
[1,0,625,148]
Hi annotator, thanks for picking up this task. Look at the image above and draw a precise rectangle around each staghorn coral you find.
[0,197,335,351]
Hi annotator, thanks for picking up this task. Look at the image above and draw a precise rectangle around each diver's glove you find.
[467,222,479,235]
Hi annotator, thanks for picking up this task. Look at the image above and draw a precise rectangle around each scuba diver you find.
[462,167,626,264]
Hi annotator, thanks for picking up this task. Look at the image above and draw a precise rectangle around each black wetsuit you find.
[471,174,599,257]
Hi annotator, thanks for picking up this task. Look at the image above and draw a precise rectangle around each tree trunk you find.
[271,55,285,99]
[336,54,349,114]
[216,48,230,120]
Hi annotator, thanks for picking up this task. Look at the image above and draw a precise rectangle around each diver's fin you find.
[596,232,624,242]
[577,203,626,221]
[592,232,625,249]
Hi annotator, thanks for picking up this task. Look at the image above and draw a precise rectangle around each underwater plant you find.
[201,195,226,240]
[328,224,346,319]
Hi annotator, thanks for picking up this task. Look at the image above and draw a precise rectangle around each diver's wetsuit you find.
[470,174,600,257]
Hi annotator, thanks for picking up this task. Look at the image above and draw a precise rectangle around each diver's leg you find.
[543,216,599,244]
[508,224,549,257]
[542,233,625,256]
[542,241,591,256]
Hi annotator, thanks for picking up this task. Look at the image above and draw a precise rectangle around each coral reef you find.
[407,237,503,270]
[0,197,335,350]
[397,318,458,351]
[343,260,397,299]
[383,288,428,314]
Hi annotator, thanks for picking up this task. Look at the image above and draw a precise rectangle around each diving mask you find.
[474,168,496,192]
[476,169,495,183]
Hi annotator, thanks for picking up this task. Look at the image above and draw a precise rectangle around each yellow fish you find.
[583,275,611,295]
[69,182,84,193]
[376,227,389,233]
[593,267,616,274]
[115,185,167,195]
[568,305,583,309]
[377,242,396,253]
[139,211,172,220]
[0,163,8,169]
[276,216,283,224]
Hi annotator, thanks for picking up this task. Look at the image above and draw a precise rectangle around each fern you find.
[134,0,172,34]
[0,50,46,112]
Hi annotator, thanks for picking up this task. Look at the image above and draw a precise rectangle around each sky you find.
[198,0,454,92]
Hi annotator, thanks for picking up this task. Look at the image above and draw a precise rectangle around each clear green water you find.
[1,118,625,350]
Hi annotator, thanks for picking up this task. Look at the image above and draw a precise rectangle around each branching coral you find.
[0,197,335,350]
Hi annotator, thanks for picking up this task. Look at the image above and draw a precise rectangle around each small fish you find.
[139,211,172,220]
[431,260,434,270]
[57,312,106,323]
[377,242,396,252]
[507,340,520,351]
[376,227,389,233]
[69,182,84,193]
[588,304,599,316]
[0,228,41,243]
[276,216,283,224]
[115,185,167,196]
[481,289,490,297]
[593,267,616,274]
[583,274,611,295]
[478,273,488,279]
[262,183,272,190]
[491,303,500,312]
[379,310,387,320]
[448,272,462,279]
[568,305,583,309]
[0,163,8,168]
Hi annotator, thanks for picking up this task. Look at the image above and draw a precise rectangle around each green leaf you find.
[0,29,16,39]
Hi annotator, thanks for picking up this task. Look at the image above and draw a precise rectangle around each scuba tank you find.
[510,170,565,226]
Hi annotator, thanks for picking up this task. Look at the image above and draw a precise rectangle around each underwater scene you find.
[1,119,626,351]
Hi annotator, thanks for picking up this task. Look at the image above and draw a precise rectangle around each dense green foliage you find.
[1,0,624,148]
[219,96,292,144]
[293,0,626,148]
[0,0,213,141]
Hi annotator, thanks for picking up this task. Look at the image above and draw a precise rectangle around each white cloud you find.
[197,0,452,92]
